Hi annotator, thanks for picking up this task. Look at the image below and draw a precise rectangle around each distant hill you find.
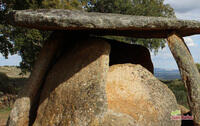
[154,68,181,80]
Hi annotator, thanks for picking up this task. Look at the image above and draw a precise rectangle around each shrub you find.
[163,80,188,108]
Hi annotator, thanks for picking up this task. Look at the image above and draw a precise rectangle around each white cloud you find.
[0,54,21,66]
[151,45,178,69]
[164,0,200,21]
[151,42,200,69]
[151,35,200,69]
[175,10,200,21]
[184,37,197,47]
[150,0,200,69]
[164,0,200,13]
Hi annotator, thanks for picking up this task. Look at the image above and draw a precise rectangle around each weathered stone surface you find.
[178,105,190,115]
[167,33,200,126]
[95,110,140,126]
[107,39,153,73]
[7,9,200,38]
[33,38,110,126]
[7,32,64,126]
[106,64,181,126]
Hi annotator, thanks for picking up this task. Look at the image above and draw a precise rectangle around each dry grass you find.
[0,66,29,78]
[0,108,11,126]
[0,66,30,125]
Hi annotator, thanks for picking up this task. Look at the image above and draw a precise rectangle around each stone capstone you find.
[7,9,200,38]
[33,38,110,126]
[106,64,181,126]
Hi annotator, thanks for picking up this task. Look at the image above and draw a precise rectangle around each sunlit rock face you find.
[33,38,110,126]
[106,64,181,126]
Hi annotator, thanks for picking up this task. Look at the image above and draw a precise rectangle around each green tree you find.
[88,0,175,52]
[0,0,44,73]
[88,0,174,17]
[42,0,87,9]
[0,0,175,73]
[0,2,15,58]
[0,0,84,73]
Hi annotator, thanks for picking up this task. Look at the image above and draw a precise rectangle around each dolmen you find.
[6,9,200,126]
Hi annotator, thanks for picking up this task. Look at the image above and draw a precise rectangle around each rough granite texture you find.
[96,110,140,126]
[167,33,200,125]
[6,9,200,38]
[7,32,65,126]
[106,64,181,126]
[33,38,110,126]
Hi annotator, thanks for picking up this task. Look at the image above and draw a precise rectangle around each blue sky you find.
[152,0,200,69]
[152,35,200,69]
[0,54,21,66]
[1,0,200,70]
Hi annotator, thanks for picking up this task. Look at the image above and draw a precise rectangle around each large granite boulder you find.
[97,110,140,126]
[108,39,153,73]
[33,38,110,126]
[106,64,181,126]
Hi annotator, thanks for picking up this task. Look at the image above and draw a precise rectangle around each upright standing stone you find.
[167,33,200,126]
[33,38,110,126]
[7,32,64,126]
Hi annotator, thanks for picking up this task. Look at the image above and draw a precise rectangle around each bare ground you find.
[0,66,29,126]
[0,109,10,126]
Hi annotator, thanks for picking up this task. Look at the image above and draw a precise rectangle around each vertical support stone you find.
[33,37,110,126]
[7,31,64,126]
[167,33,200,126]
